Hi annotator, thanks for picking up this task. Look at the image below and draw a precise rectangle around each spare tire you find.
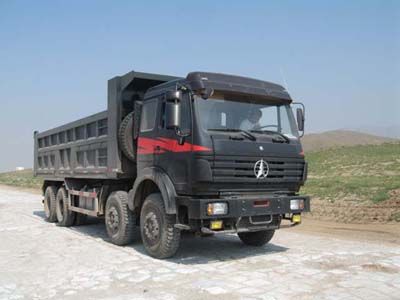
[118,112,136,161]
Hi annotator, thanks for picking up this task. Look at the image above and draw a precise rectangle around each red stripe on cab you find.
[137,137,211,154]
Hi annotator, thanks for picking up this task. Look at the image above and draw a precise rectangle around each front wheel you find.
[238,230,275,246]
[105,191,137,246]
[140,193,181,259]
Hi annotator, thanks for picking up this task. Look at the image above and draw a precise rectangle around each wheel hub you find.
[144,212,160,243]
[107,207,120,233]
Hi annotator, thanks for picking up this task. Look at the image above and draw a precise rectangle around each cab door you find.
[156,92,193,193]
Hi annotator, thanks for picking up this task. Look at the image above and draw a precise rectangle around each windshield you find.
[194,95,299,139]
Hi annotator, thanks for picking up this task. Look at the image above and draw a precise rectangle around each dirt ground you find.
[0,185,399,299]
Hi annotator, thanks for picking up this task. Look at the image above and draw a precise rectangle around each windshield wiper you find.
[208,128,257,141]
[250,130,290,143]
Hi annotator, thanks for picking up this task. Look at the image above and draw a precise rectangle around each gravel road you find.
[0,186,399,300]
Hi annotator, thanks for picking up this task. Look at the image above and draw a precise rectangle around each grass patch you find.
[0,169,42,189]
[302,143,400,203]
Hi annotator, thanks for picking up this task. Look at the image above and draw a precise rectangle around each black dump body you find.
[34,71,179,180]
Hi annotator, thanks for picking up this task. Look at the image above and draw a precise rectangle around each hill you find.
[302,130,397,152]
[302,142,400,223]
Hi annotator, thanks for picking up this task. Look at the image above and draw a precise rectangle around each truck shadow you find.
[33,210,288,264]
[168,233,288,265]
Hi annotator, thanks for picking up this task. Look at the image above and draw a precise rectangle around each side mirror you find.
[166,102,181,129]
[296,108,305,132]
[165,91,182,129]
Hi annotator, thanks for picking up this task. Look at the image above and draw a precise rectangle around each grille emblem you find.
[259,146,264,151]
[254,159,269,179]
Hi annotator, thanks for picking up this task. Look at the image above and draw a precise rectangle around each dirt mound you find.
[307,189,400,224]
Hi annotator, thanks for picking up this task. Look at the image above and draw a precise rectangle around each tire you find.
[56,187,76,227]
[105,191,137,246]
[44,186,57,222]
[140,193,181,259]
[238,230,275,246]
[118,112,136,161]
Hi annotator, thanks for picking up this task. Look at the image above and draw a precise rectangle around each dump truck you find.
[34,70,310,258]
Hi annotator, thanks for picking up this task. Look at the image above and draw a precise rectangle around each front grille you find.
[211,156,305,183]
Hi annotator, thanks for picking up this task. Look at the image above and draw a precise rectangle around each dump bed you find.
[34,71,179,180]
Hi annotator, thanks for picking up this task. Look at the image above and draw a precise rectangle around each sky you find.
[0,0,399,171]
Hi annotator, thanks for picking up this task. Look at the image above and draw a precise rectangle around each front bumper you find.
[177,194,310,220]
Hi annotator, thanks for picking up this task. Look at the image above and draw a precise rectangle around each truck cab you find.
[130,72,309,257]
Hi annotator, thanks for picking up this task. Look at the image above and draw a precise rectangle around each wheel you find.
[118,112,136,161]
[44,186,57,222]
[56,187,76,226]
[105,191,137,246]
[140,193,181,259]
[238,230,275,246]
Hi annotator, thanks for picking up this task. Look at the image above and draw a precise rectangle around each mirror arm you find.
[175,128,190,145]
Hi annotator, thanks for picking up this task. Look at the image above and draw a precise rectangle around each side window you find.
[160,101,166,128]
[140,99,158,132]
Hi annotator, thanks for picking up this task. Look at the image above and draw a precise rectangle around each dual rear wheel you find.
[43,186,85,226]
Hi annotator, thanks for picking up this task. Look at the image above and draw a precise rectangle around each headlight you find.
[207,202,228,216]
[290,199,304,210]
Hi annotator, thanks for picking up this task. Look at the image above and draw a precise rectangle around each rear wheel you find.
[56,187,75,227]
[105,191,137,245]
[238,230,275,246]
[44,186,57,222]
[140,193,181,259]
